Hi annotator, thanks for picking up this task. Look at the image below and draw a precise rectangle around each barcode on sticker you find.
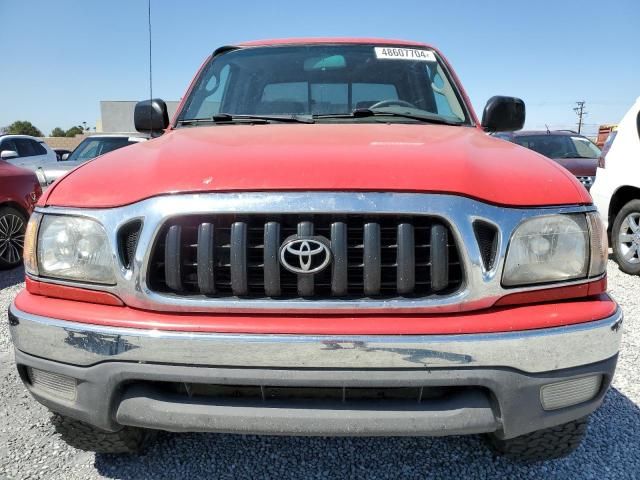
[374,47,436,62]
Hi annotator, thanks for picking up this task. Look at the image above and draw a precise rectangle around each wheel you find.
[611,199,640,275]
[51,414,156,454]
[486,417,588,462]
[0,206,27,270]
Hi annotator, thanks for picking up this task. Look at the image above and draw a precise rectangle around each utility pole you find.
[573,101,587,134]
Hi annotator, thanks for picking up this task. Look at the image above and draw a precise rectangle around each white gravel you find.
[1,261,638,479]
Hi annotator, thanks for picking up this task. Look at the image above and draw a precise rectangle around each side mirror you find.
[481,96,525,132]
[134,98,169,136]
[61,153,70,161]
[0,150,18,160]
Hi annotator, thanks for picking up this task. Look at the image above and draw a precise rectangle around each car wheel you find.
[52,414,157,454]
[486,416,588,462]
[0,206,27,270]
[612,199,640,275]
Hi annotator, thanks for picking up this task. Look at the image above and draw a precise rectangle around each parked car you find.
[61,134,147,164]
[0,134,146,188]
[42,134,149,185]
[10,39,619,462]
[591,96,640,274]
[0,161,41,268]
[493,130,601,190]
[0,135,57,186]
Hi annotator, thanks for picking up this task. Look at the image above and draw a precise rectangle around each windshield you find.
[513,135,602,159]
[67,137,136,163]
[178,45,470,125]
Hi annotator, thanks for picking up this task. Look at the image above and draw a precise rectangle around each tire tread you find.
[486,417,588,462]
[51,414,154,454]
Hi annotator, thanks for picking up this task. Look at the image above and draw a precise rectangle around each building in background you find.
[98,100,180,133]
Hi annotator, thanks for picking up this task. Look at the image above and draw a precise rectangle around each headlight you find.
[503,213,602,287]
[36,215,115,284]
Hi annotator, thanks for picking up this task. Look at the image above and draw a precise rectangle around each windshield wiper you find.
[559,153,597,159]
[212,113,314,124]
[178,113,315,125]
[177,113,314,126]
[314,108,463,126]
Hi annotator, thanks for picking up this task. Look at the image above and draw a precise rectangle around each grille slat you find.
[196,223,216,294]
[148,214,463,300]
[430,223,449,292]
[263,222,281,297]
[165,225,183,291]
[230,222,248,296]
[396,223,415,294]
[363,223,381,295]
[296,221,315,296]
[330,222,348,296]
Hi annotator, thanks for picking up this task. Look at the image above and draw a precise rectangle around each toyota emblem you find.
[279,236,332,274]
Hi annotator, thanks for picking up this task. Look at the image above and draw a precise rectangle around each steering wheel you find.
[368,99,417,110]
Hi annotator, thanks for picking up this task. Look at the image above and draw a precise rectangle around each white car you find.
[591,96,640,274]
[0,134,57,185]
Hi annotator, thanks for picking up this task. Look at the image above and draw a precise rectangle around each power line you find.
[573,101,587,134]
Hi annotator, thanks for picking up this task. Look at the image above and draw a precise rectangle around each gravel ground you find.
[1,261,638,479]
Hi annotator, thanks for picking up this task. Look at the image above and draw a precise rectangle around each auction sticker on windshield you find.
[374,47,436,62]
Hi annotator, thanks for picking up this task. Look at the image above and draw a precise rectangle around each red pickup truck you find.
[10,38,621,461]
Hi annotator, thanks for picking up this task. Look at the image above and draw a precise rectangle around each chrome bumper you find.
[9,304,623,374]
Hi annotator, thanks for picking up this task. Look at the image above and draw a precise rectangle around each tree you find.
[65,126,84,137]
[50,127,66,137]
[5,121,43,137]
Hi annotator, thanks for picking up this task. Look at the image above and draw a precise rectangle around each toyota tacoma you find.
[9,38,621,461]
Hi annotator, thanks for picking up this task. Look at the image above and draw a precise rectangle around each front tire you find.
[0,206,27,270]
[486,416,588,462]
[52,414,156,454]
[612,199,640,275]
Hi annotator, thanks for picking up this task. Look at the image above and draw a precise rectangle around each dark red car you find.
[493,130,601,190]
[0,161,41,268]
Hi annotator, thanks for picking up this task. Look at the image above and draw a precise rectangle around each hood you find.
[42,124,590,208]
[550,156,598,177]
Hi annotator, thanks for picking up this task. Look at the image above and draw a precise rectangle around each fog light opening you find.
[26,367,77,401]
[540,375,602,411]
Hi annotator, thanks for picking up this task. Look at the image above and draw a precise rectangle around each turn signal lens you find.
[26,367,77,401]
[23,213,42,276]
[587,211,608,277]
[540,375,602,411]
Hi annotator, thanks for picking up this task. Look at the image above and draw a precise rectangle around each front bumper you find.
[9,303,623,440]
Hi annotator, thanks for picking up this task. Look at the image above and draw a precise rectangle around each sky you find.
[1,0,638,137]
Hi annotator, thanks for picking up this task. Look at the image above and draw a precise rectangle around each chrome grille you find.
[147,215,463,299]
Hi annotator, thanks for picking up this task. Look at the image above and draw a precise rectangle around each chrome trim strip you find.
[33,192,597,313]
[9,303,622,373]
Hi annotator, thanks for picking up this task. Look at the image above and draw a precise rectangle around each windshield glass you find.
[67,137,135,163]
[514,134,601,159]
[178,45,469,124]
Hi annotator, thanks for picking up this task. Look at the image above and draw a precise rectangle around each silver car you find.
[0,134,58,186]
[1,134,147,188]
